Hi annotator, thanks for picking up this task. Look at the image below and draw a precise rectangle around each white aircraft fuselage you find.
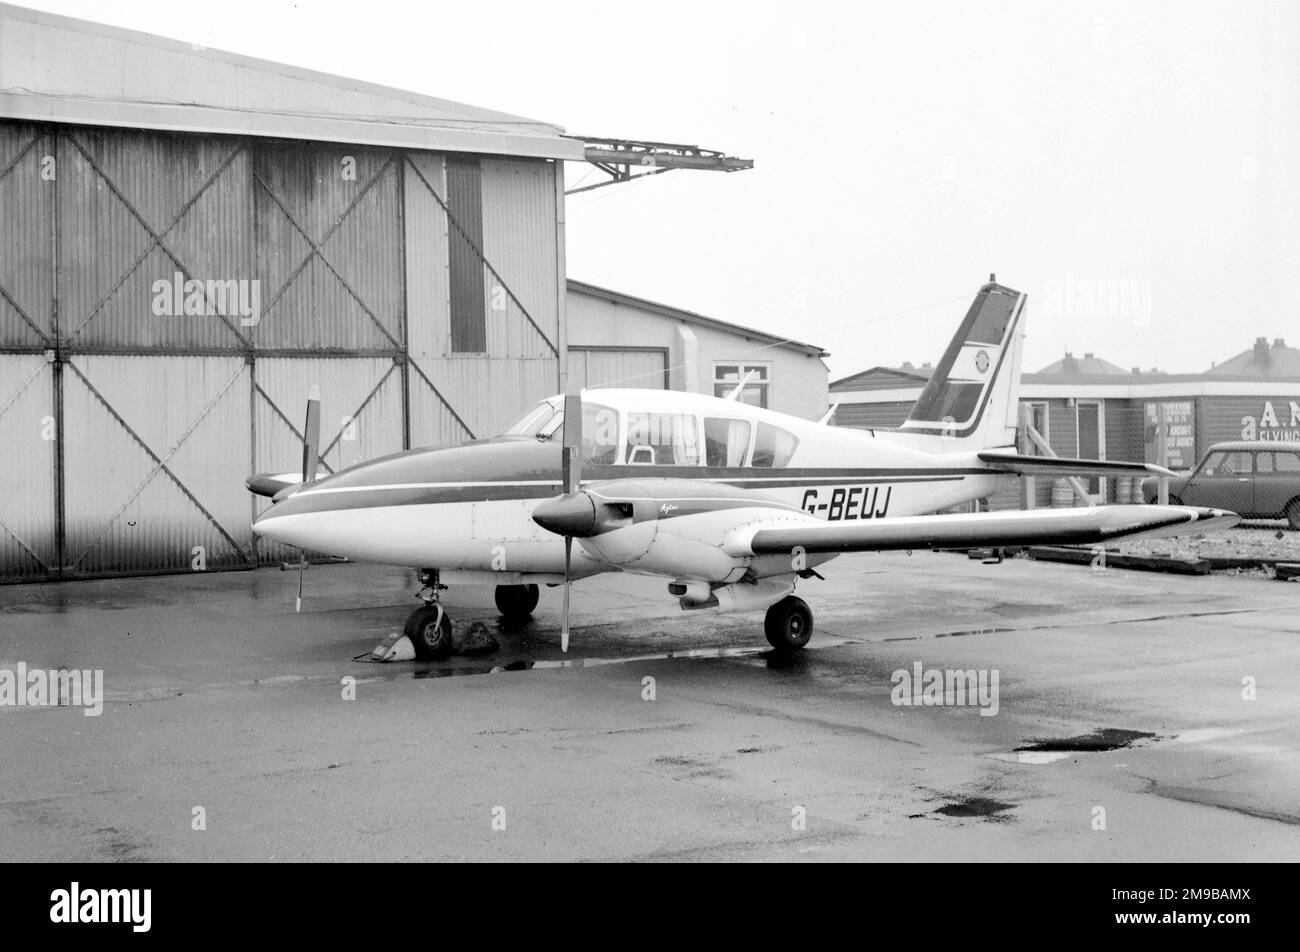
[253,387,1003,585]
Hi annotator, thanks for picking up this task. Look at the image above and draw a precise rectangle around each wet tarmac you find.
[2,551,1299,861]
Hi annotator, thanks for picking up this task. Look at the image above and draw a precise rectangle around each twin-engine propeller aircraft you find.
[248,280,1237,659]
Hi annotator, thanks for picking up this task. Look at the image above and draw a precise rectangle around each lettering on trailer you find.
[800,486,892,521]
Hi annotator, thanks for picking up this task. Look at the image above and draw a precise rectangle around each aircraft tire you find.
[764,596,813,651]
[406,605,454,660]
[495,583,540,618]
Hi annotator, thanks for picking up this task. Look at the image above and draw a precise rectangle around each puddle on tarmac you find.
[911,796,1016,820]
[989,727,1158,764]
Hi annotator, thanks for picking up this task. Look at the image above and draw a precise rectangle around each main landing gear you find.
[764,595,813,651]
[406,568,454,660]
[494,583,539,620]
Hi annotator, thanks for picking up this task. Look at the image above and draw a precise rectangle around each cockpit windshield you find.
[500,400,563,439]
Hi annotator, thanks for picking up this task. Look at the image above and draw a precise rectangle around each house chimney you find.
[1275,338,1287,348]
[1084,352,1094,360]
[1255,337,1270,363]
[901,361,914,370]
[1131,366,1141,375]
[1062,352,1079,374]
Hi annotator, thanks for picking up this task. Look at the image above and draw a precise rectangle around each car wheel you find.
[1286,498,1300,531]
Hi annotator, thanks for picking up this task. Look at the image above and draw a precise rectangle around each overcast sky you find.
[20,0,1300,379]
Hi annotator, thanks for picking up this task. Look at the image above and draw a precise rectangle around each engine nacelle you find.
[679,577,795,613]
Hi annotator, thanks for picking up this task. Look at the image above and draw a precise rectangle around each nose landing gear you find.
[494,583,539,620]
[406,568,454,660]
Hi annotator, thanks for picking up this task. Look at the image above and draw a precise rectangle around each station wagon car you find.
[1141,441,1300,528]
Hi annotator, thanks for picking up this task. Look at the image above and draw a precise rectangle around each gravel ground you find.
[1115,522,1300,567]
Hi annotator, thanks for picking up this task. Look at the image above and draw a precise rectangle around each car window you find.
[1221,451,1253,474]
[1198,452,1226,476]
[1257,453,1274,474]
[751,422,799,468]
[1276,452,1300,473]
[703,418,751,467]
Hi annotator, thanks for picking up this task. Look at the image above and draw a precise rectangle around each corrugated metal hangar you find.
[0,3,820,583]
[0,3,576,581]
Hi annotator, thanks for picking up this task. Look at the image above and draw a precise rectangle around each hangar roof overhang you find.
[568,280,829,360]
[0,2,585,161]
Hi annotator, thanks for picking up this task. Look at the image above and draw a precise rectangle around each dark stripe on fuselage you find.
[261,468,984,518]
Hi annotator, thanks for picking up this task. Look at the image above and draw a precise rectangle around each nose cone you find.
[532,493,598,537]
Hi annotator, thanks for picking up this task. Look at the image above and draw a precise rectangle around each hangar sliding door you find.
[0,118,563,581]
[569,348,668,391]
[0,122,58,580]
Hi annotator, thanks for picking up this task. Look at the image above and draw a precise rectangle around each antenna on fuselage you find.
[817,397,843,425]
[724,369,758,402]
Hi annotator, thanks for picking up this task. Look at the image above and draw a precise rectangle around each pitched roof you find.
[1034,352,1133,376]
[0,2,583,160]
[1207,338,1300,377]
[567,280,828,358]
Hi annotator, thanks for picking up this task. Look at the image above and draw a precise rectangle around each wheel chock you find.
[370,631,415,662]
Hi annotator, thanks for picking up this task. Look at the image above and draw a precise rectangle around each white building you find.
[567,281,829,420]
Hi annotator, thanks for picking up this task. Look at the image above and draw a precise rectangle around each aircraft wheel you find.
[495,583,540,618]
[406,605,454,660]
[764,596,813,651]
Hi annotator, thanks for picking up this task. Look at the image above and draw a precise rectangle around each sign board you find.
[1144,400,1196,470]
[1240,400,1300,442]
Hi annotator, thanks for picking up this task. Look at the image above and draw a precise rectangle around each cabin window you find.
[713,364,770,408]
[751,422,799,468]
[583,402,620,465]
[703,418,751,467]
[625,412,701,466]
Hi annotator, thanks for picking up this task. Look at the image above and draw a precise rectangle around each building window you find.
[447,156,486,353]
[714,363,770,408]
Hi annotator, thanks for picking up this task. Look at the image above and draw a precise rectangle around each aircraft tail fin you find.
[896,281,1026,450]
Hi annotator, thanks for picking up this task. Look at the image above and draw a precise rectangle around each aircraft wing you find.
[729,505,1237,557]
[978,451,1175,478]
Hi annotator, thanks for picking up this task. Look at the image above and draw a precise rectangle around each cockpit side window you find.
[751,422,799,468]
[704,417,752,467]
[583,402,620,465]
[625,412,701,466]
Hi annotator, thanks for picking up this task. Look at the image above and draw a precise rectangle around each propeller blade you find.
[301,384,321,484]
[296,385,321,613]
[561,535,572,652]
[562,391,582,495]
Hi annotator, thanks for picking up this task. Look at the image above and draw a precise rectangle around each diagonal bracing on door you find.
[0,358,53,573]
[62,134,249,347]
[404,156,558,357]
[252,158,402,351]
[0,130,54,348]
[64,361,252,570]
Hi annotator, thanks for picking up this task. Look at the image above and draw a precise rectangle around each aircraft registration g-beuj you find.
[247,279,1238,659]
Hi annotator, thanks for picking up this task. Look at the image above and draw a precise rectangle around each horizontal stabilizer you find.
[978,451,1175,479]
[737,505,1236,556]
